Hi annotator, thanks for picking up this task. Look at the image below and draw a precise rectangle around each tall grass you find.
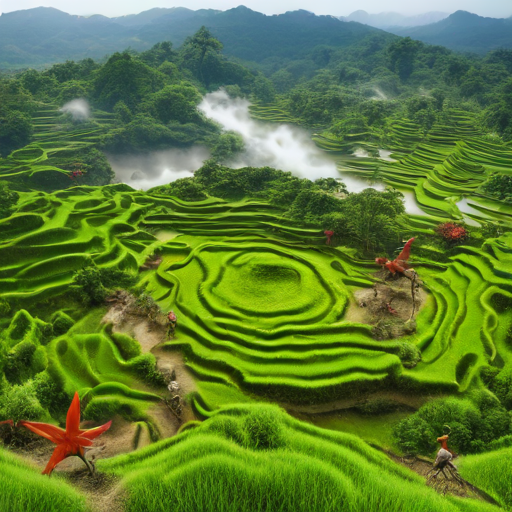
[458,448,512,509]
[0,448,88,512]
[100,404,500,512]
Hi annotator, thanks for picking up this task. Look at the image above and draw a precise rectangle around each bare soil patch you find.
[346,271,427,339]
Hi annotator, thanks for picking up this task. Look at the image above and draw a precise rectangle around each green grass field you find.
[458,448,512,509]
[98,404,501,512]
[0,448,88,512]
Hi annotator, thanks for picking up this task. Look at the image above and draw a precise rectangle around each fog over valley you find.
[108,90,395,196]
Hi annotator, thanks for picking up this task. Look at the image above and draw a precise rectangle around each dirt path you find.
[102,294,198,433]
[4,295,199,512]
[385,451,500,505]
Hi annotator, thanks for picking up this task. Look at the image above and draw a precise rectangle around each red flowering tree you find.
[435,223,468,244]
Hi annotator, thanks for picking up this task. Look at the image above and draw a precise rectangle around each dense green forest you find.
[1,17,512,512]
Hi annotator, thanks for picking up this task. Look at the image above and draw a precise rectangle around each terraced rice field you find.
[2,99,512,511]
[327,110,512,223]
[0,105,113,187]
[2,182,512,415]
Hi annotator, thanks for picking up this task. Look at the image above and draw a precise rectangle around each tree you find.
[92,52,166,111]
[182,26,223,85]
[140,83,202,124]
[150,178,208,202]
[482,173,512,201]
[0,110,32,157]
[140,41,177,67]
[210,132,245,162]
[287,189,342,224]
[323,188,405,255]
[387,37,421,82]
[79,148,115,186]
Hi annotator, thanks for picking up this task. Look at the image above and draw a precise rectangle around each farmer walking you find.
[167,310,177,338]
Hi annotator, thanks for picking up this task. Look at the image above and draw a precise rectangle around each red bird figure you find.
[386,303,398,315]
[375,238,415,275]
[324,230,334,245]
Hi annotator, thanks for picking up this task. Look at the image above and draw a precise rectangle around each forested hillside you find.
[391,11,512,54]
[0,6,382,68]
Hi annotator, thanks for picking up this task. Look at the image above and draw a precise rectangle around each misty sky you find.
[0,0,511,18]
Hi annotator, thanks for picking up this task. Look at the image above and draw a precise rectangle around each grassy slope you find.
[99,404,500,512]
[0,448,88,512]
[458,448,512,509]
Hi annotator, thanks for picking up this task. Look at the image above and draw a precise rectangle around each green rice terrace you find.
[2,59,512,512]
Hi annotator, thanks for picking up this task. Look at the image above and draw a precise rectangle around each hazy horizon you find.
[0,0,510,19]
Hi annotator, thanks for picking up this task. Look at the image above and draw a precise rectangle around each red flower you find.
[436,223,468,243]
[18,392,111,476]
[0,420,13,426]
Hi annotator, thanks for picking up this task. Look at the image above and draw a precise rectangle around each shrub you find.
[393,415,436,454]
[435,222,469,244]
[33,372,70,420]
[134,293,162,322]
[393,393,511,455]
[397,342,421,368]
[3,341,44,384]
[129,354,166,387]
[489,435,512,450]
[73,266,136,305]
[482,173,512,202]
[0,381,48,424]
[489,367,512,410]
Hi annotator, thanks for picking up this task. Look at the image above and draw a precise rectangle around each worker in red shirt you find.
[167,310,177,338]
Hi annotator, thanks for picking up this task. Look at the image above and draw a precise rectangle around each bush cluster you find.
[435,222,469,244]
[393,391,511,455]
[73,266,137,305]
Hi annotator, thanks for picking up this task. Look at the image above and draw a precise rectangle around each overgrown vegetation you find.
[152,161,405,255]
[393,392,511,455]
[73,266,137,305]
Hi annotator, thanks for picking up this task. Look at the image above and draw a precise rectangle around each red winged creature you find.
[18,392,111,475]
[375,238,415,275]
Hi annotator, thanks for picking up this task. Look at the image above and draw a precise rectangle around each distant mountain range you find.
[0,6,383,68]
[339,10,449,29]
[390,10,512,54]
[1,6,512,69]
